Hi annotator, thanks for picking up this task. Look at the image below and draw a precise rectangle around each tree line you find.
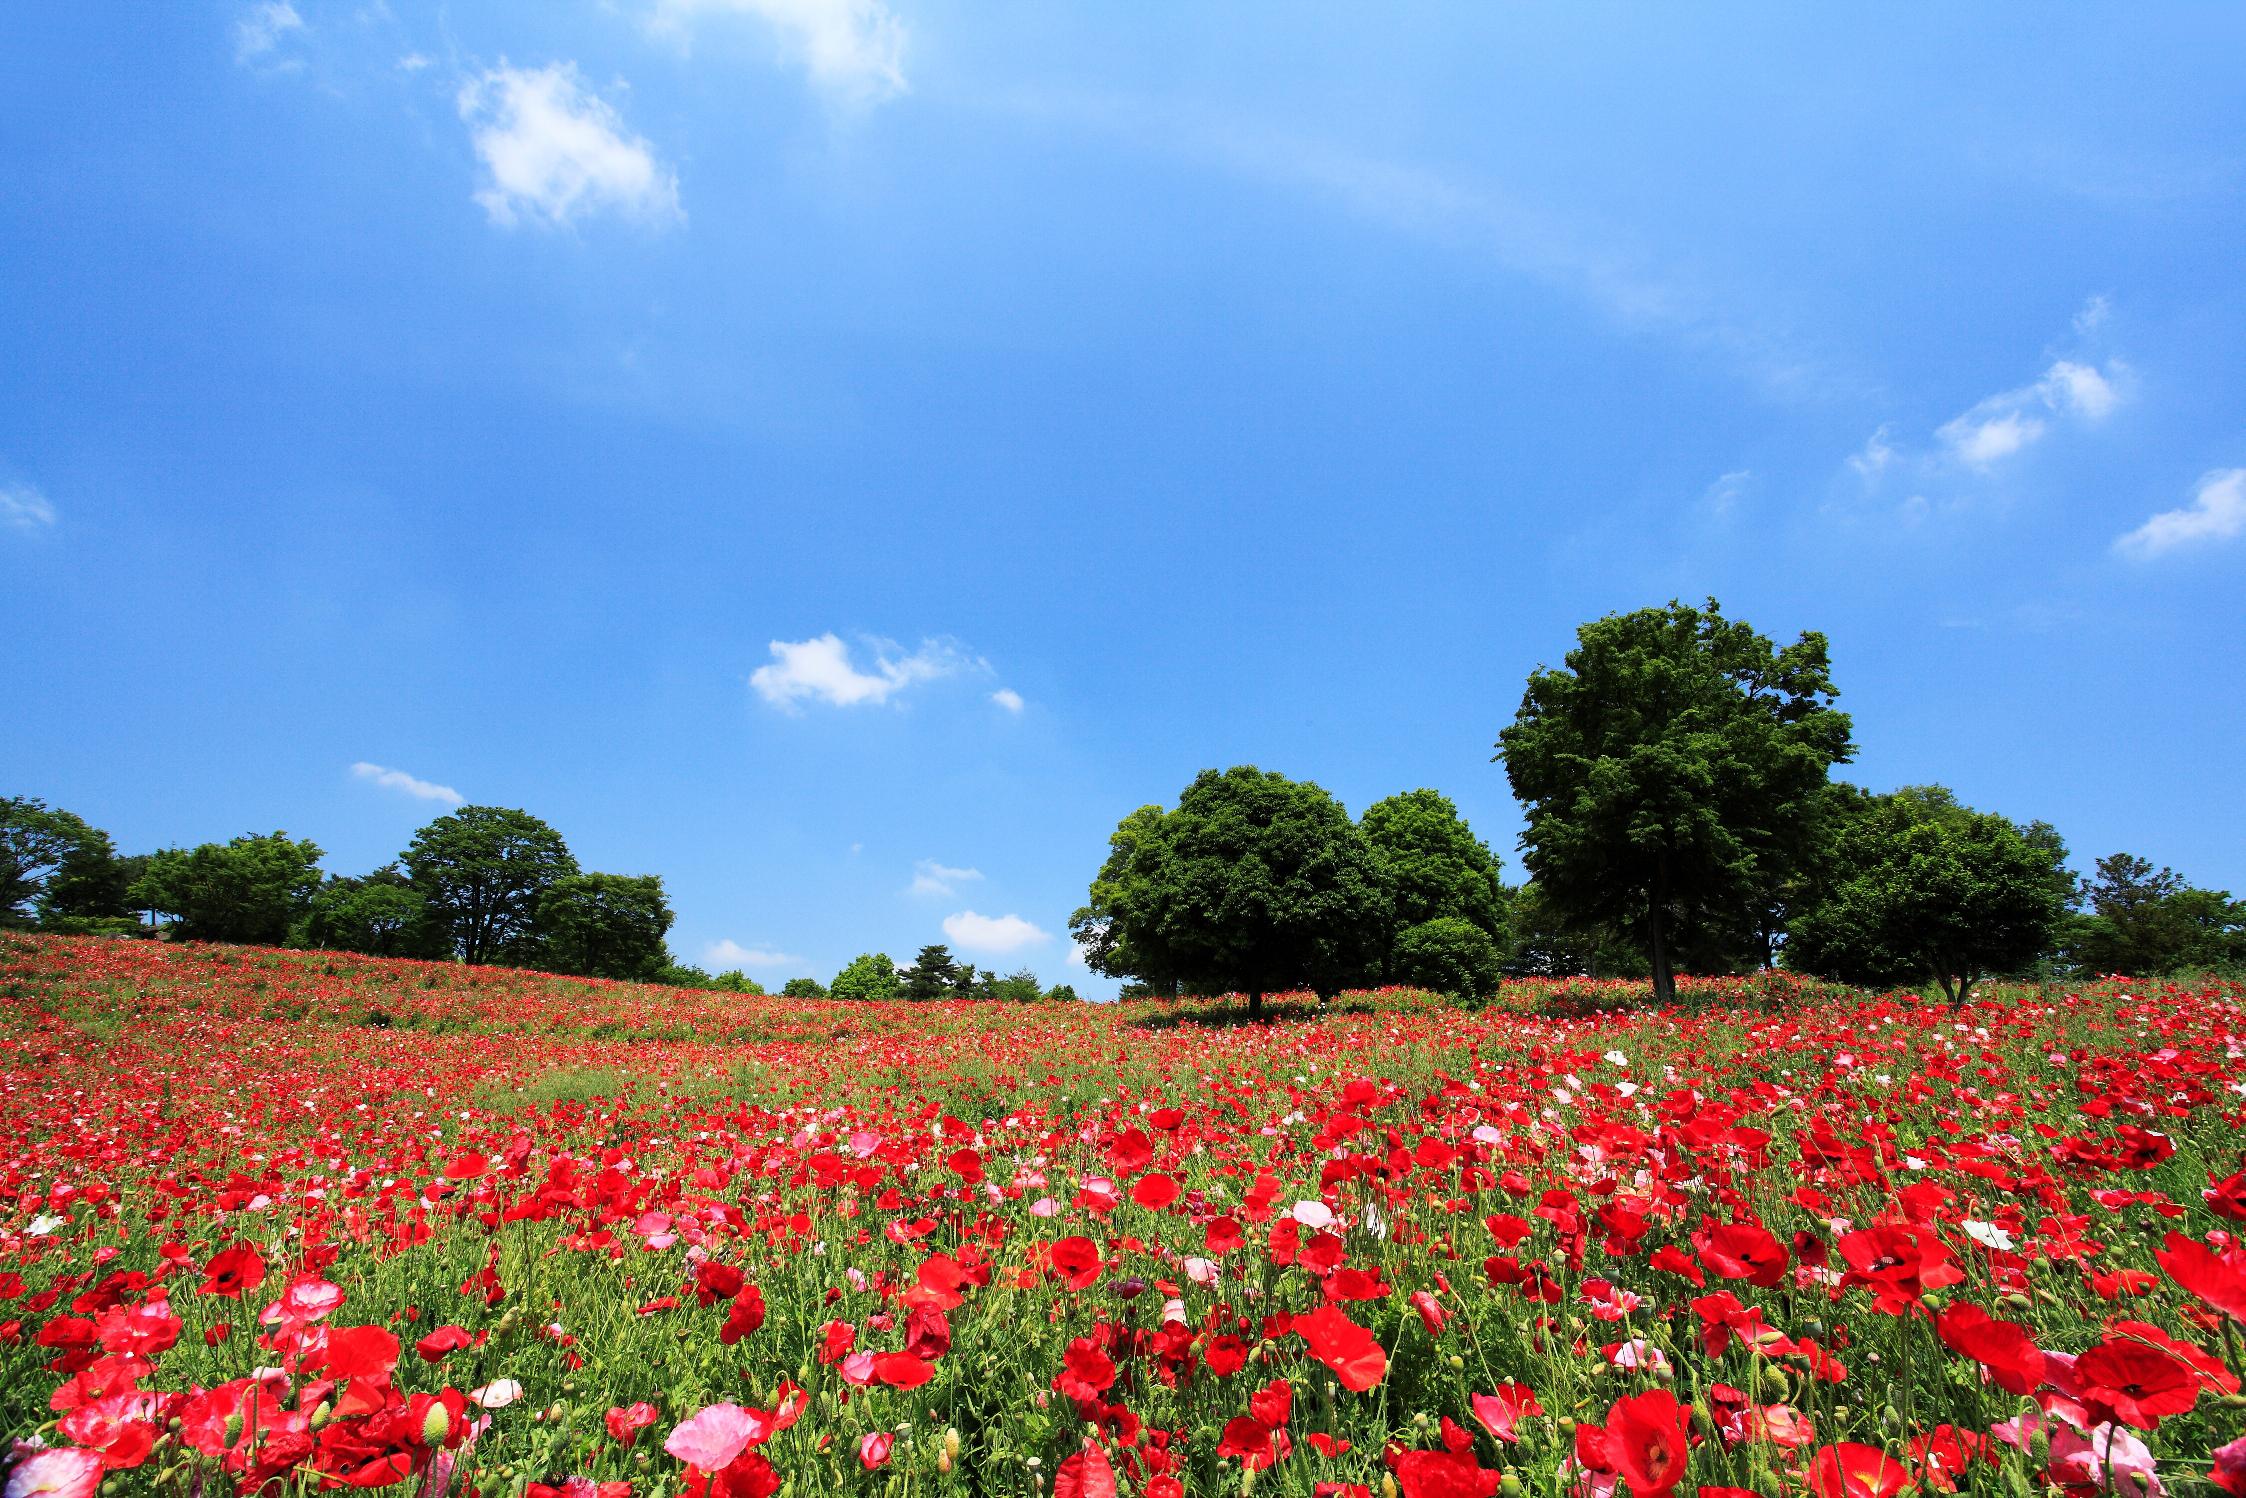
[1073,598,2244,1012]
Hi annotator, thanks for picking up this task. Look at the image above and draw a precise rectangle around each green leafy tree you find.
[1496,599,1854,1006]
[1502,882,1649,978]
[1390,916,1504,1000]
[899,943,961,1001]
[829,951,901,1001]
[1042,982,1081,1003]
[780,977,828,999]
[2,797,111,928]
[536,872,675,981]
[1077,766,1389,1018]
[1788,786,2073,1000]
[989,967,1045,1003]
[1359,789,1507,977]
[402,806,578,965]
[130,832,325,946]
[2062,854,2246,976]
[298,867,437,958]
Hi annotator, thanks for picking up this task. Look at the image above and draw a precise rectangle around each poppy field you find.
[3,934,2244,1498]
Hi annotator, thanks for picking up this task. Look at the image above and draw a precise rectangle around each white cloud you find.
[990,688,1024,713]
[942,910,1050,955]
[235,2,305,66]
[706,939,803,968]
[2073,294,2112,336]
[1847,425,1896,482]
[2114,468,2246,561]
[397,52,433,73]
[649,0,906,101]
[1,485,56,531]
[350,761,464,805]
[908,859,982,898]
[457,63,682,229]
[1937,358,2125,469]
[749,633,980,710]
[1700,470,1751,517]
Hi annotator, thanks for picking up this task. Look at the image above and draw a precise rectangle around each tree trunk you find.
[1934,972,1957,1002]
[1648,902,1675,1007]
[1247,989,1264,1020]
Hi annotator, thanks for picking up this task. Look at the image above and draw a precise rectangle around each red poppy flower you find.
[1605,1389,1692,1496]
[2155,1232,2246,1322]
[1695,1221,1790,1289]
[1293,1304,1387,1392]
[1054,1440,1118,1498]
[1807,1443,1911,1498]
[1048,1237,1103,1291]
[2074,1334,2205,1428]
[1933,1303,2044,1395]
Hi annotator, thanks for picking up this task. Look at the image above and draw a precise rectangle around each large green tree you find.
[402,806,578,965]
[1496,600,1854,1005]
[899,943,962,1001]
[298,867,438,958]
[1787,785,2073,1000]
[1076,766,1388,1017]
[1358,788,1507,977]
[130,832,325,945]
[1389,916,1505,1000]
[2061,853,2245,977]
[1,797,111,928]
[535,872,675,981]
[829,951,901,1001]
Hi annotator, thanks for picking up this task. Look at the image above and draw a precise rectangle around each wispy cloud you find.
[1936,359,2122,469]
[235,1,305,68]
[908,860,982,898]
[647,0,907,103]
[1700,470,1752,518]
[990,688,1024,713]
[457,62,682,229]
[1,484,56,532]
[750,633,982,710]
[705,939,803,968]
[941,910,1049,955]
[2114,468,2246,561]
[350,761,464,805]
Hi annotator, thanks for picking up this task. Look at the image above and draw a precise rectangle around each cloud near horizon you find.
[941,910,1049,954]
[908,859,981,897]
[705,938,804,968]
[350,761,464,805]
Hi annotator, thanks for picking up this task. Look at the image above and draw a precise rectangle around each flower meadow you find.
[4,936,2246,1498]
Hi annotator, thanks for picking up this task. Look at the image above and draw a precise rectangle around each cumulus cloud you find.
[1,485,56,531]
[350,761,464,805]
[749,633,980,710]
[2114,468,2246,561]
[990,688,1024,713]
[648,0,906,101]
[942,911,1050,955]
[457,62,682,229]
[235,1,305,66]
[706,939,802,968]
[908,860,982,898]
[1937,358,2124,469]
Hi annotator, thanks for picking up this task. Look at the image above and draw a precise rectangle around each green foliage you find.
[1788,785,2074,1000]
[402,806,579,965]
[1077,766,1389,1015]
[1360,789,1506,935]
[35,821,139,927]
[1,797,112,928]
[1496,598,1854,1004]
[130,831,326,945]
[987,967,1045,1004]
[779,976,827,999]
[1389,915,1504,1001]
[1503,881,1649,978]
[658,964,766,993]
[535,872,674,981]
[1043,982,1081,1003]
[900,942,963,1001]
[2061,852,2245,977]
[298,867,439,958]
[829,951,901,1001]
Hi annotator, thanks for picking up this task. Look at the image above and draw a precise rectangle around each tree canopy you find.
[1496,599,1854,1005]
[1358,788,1507,976]
[536,872,675,981]
[2062,853,2244,977]
[829,951,901,1001]
[1075,766,1388,1016]
[129,831,325,946]
[402,806,579,965]
[1,797,110,928]
[1787,785,2074,1000]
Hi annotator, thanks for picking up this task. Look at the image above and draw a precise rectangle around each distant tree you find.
[1070,805,1180,998]
[830,951,901,1001]
[989,967,1045,1003]
[1042,982,1081,1003]
[131,832,325,945]
[1502,882,1650,978]
[899,943,961,1001]
[779,976,828,999]
[1077,767,1389,1017]
[2,797,111,928]
[402,806,578,965]
[1788,786,2074,1000]
[1390,916,1504,1000]
[2062,854,2246,976]
[535,872,674,981]
[1497,599,1854,1006]
[298,867,436,958]
[1359,789,1507,978]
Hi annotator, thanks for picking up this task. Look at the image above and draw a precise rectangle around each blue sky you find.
[5,4,2243,993]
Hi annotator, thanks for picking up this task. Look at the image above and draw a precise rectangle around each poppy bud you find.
[1689,1399,1713,1435]
[1759,1365,1790,1400]
[422,1403,452,1446]
[1500,1476,1524,1498]
[224,1411,245,1446]
[2028,1428,2050,1466]
[311,1401,334,1431]
[944,1430,961,1459]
